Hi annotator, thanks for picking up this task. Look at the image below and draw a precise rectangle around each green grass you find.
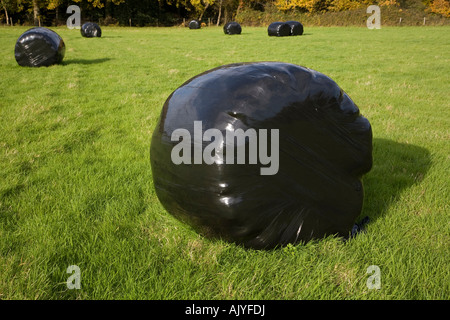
[0,26,449,300]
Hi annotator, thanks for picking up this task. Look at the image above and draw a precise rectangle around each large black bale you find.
[286,20,304,36]
[81,22,102,38]
[150,62,372,250]
[268,22,291,37]
[189,20,201,29]
[15,27,65,67]
[223,21,242,35]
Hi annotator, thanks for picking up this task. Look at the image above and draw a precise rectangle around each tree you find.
[13,0,43,26]
[216,0,222,25]
[71,0,126,9]
[427,0,450,17]
[32,0,39,25]
[273,0,334,13]
[328,0,363,12]
[46,0,63,23]
[1,0,11,24]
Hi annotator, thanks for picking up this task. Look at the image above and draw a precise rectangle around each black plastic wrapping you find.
[14,27,65,67]
[81,22,102,38]
[268,22,291,37]
[150,62,372,250]
[223,21,242,35]
[286,20,304,36]
[189,20,201,29]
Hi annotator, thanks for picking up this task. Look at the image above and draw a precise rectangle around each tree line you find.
[1,0,449,26]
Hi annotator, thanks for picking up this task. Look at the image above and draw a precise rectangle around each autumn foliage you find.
[1,0,449,26]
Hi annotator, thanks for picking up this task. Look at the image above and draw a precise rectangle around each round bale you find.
[15,27,65,67]
[150,62,373,249]
[286,20,304,36]
[268,22,291,37]
[81,22,102,38]
[189,20,201,29]
[223,21,242,35]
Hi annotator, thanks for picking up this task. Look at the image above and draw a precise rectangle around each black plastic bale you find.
[150,62,373,250]
[223,21,242,35]
[268,22,291,37]
[189,20,201,29]
[14,27,65,67]
[286,20,304,36]
[81,22,102,38]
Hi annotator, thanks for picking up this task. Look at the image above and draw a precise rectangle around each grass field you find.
[0,25,449,300]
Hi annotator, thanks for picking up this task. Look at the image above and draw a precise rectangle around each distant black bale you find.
[81,22,102,38]
[223,21,242,35]
[189,20,201,29]
[286,20,304,36]
[268,22,291,37]
[15,27,65,67]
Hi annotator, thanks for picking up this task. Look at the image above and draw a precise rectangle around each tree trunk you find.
[55,5,59,26]
[1,0,9,25]
[33,0,40,26]
[216,0,222,26]
[199,3,209,21]
[224,8,228,24]
[236,0,243,17]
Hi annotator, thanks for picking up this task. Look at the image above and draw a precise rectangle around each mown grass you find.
[0,26,449,300]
